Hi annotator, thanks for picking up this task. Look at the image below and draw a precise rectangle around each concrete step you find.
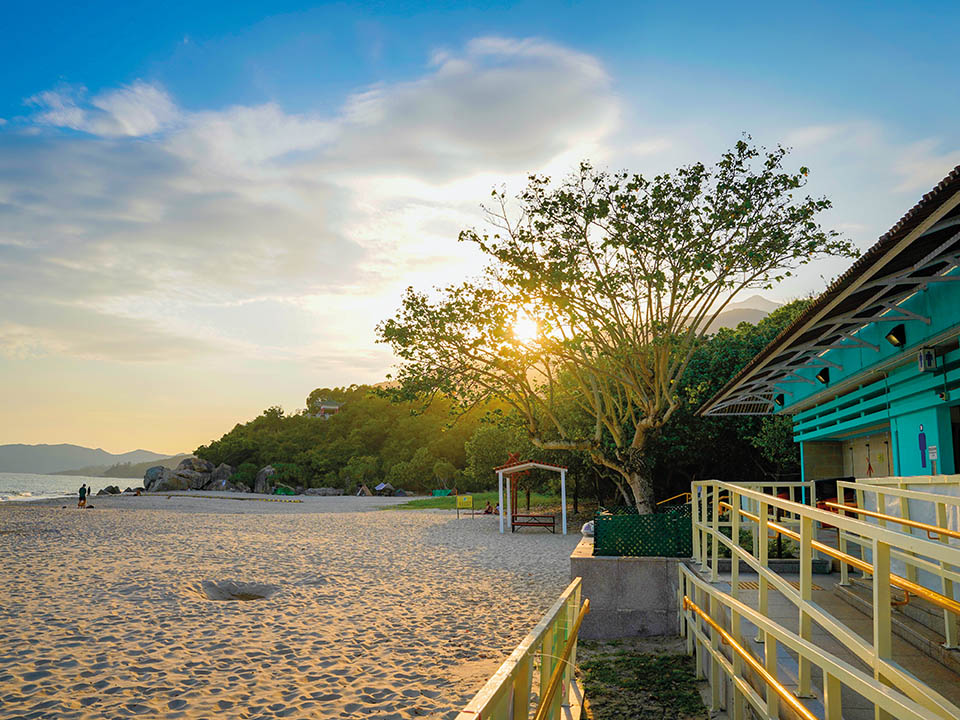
[833,578,960,676]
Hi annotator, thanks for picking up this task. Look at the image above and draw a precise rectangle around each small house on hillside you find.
[310,400,343,419]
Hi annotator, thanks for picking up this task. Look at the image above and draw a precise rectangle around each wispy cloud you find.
[2,37,621,370]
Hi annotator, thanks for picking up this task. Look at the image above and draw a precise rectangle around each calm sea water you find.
[0,473,117,502]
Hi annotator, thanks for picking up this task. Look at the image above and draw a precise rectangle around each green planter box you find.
[594,506,693,557]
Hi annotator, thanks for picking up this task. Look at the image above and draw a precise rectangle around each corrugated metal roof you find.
[699,164,960,416]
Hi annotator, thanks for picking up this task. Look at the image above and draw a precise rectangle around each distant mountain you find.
[0,444,171,475]
[59,454,194,478]
[707,295,782,333]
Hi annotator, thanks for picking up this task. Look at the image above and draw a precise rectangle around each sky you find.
[2,1,959,454]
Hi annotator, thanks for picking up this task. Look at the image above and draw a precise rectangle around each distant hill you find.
[59,454,194,478]
[0,444,170,475]
[708,295,782,333]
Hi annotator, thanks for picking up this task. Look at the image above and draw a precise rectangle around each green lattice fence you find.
[593,505,693,557]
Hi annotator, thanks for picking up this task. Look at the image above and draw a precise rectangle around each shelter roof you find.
[700,165,960,417]
[493,460,568,474]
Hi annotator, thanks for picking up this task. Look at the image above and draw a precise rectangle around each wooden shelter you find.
[494,460,568,535]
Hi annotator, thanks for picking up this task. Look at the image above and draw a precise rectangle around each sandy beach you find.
[0,494,579,719]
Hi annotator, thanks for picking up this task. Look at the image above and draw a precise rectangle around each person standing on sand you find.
[78,483,87,509]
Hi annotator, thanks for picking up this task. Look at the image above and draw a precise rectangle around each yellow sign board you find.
[456,494,473,509]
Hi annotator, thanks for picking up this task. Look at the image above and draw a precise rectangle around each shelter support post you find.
[561,469,567,535]
[498,471,504,534]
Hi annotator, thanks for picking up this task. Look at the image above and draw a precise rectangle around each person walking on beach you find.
[78,483,87,509]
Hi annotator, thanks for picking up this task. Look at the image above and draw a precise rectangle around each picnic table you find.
[511,513,555,533]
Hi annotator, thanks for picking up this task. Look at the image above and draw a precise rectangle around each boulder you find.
[254,466,276,494]
[211,463,233,484]
[177,457,215,474]
[96,485,121,496]
[173,469,210,490]
[143,465,173,492]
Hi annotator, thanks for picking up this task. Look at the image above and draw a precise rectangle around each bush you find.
[230,462,258,490]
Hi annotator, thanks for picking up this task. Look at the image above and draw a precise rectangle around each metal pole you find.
[498,471,504,534]
[561,470,567,535]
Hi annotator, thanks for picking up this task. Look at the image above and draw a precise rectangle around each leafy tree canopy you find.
[378,140,855,511]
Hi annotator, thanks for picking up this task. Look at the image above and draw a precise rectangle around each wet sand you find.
[0,494,579,719]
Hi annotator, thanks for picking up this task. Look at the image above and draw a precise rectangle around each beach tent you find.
[432,489,453,497]
[493,460,569,535]
[357,484,373,496]
[374,482,395,496]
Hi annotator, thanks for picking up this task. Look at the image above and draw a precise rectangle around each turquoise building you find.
[702,166,960,484]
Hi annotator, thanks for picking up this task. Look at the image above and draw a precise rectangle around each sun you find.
[512,315,539,343]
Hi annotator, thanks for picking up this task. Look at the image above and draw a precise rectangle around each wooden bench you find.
[511,513,555,533]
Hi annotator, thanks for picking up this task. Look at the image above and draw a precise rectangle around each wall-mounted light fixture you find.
[774,393,785,407]
[884,324,906,347]
[816,368,830,385]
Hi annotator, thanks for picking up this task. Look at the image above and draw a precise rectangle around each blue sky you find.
[2,1,959,452]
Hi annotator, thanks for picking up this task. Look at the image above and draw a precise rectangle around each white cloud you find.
[3,37,621,373]
[26,82,180,137]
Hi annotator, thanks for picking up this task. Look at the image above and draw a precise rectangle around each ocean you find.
[0,472,120,502]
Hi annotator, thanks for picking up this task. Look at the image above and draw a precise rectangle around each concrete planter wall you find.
[570,537,683,639]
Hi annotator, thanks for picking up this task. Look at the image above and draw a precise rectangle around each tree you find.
[378,140,855,512]
[433,459,457,488]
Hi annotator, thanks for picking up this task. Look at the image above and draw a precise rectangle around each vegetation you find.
[389,490,559,510]
[194,299,811,498]
[579,641,707,719]
[59,454,192,478]
[378,140,854,511]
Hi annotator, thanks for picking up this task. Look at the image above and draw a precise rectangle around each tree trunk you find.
[626,470,655,515]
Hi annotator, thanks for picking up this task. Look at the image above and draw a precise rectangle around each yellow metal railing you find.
[687,479,960,720]
[657,491,692,506]
[457,578,586,720]
[532,599,590,720]
[835,476,960,647]
[682,595,817,720]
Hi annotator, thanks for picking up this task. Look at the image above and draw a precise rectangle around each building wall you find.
[839,430,894,478]
[801,441,844,480]
[788,274,960,480]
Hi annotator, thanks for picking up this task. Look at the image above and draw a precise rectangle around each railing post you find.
[764,632,779,719]
[731,489,741,602]
[756,499,769,643]
[695,583,706,680]
[873,538,893,720]
[692,484,702,564]
[540,624,555,717]
[797,515,813,698]
[729,489,744,720]
[561,586,579,713]
[935,501,959,649]
[824,672,842,720]
[898,483,919,584]
[700,484,710,573]
[711,483,720,583]
[512,655,533,720]
[709,593,722,711]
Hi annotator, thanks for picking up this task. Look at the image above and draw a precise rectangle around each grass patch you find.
[387,491,560,510]
[579,641,707,719]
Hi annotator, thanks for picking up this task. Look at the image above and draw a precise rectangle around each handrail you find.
[824,501,960,541]
[457,578,583,720]
[683,595,818,720]
[657,492,692,505]
[532,599,590,720]
[719,501,960,617]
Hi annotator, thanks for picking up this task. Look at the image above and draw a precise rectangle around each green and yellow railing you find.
[457,578,588,720]
[685,478,960,720]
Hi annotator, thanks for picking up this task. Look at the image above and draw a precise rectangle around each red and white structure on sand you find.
[494,458,568,535]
